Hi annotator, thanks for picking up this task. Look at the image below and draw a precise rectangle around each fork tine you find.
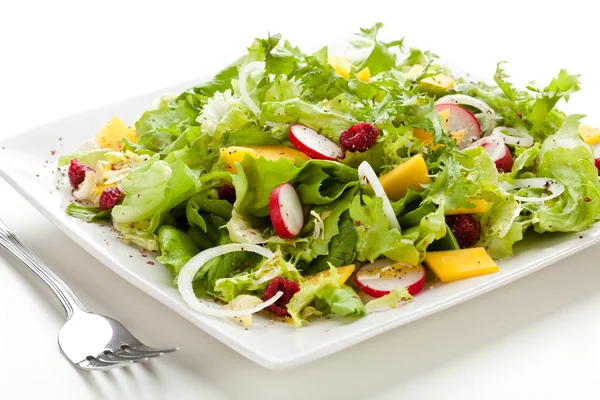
[96,350,145,364]
[76,356,127,370]
[121,344,178,357]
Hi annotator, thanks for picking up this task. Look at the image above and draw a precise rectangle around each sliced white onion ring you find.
[499,178,565,203]
[178,244,283,317]
[357,161,401,231]
[436,94,497,135]
[469,136,505,161]
[491,126,534,147]
[238,61,265,115]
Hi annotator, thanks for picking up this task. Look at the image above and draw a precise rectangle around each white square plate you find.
[2,76,600,370]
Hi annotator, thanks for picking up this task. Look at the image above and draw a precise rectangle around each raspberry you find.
[446,214,481,249]
[595,158,600,176]
[262,277,300,317]
[339,122,379,152]
[218,185,236,204]
[68,159,94,188]
[99,187,123,210]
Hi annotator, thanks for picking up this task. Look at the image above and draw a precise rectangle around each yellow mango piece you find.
[379,154,431,201]
[328,56,351,80]
[96,116,137,151]
[405,64,455,93]
[219,145,309,173]
[578,124,600,145]
[306,265,355,286]
[424,248,498,282]
[356,67,371,82]
[446,199,489,215]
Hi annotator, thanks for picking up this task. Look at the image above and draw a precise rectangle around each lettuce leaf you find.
[349,195,419,265]
[365,287,413,311]
[526,115,600,232]
[156,226,199,276]
[64,204,111,222]
[231,156,358,217]
[314,285,366,318]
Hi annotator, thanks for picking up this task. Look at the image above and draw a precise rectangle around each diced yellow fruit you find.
[439,108,451,131]
[424,248,498,282]
[328,56,351,80]
[446,199,489,215]
[306,265,355,286]
[96,116,137,151]
[405,64,455,92]
[219,145,309,173]
[420,75,456,93]
[578,124,600,145]
[379,154,431,201]
[356,67,371,82]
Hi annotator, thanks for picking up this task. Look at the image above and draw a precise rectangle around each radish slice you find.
[499,178,565,203]
[177,244,283,317]
[436,94,497,135]
[357,161,401,231]
[491,126,534,147]
[435,103,482,149]
[289,124,344,160]
[470,136,514,172]
[269,183,304,238]
[355,258,425,298]
[238,61,265,115]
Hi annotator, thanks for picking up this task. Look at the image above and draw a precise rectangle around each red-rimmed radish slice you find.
[436,94,496,135]
[269,183,304,238]
[491,126,534,147]
[357,161,401,231]
[470,136,514,173]
[435,103,481,149]
[499,177,565,203]
[178,244,283,317]
[355,258,425,298]
[289,124,345,160]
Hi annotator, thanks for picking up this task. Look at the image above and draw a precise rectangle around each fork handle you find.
[0,219,87,318]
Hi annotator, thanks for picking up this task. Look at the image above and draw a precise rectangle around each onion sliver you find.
[469,136,505,161]
[357,161,401,230]
[238,61,265,115]
[499,178,565,203]
[491,126,534,147]
[178,244,283,317]
[436,94,496,135]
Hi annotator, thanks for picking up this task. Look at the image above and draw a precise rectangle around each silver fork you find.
[0,219,177,370]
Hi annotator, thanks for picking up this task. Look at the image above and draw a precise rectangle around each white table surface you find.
[2,1,600,398]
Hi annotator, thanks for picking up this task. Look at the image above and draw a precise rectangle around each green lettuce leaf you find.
[314,285,366,318]
[156,226,199,276]
[58,149,110,167]
[349,195,419,265]
[365,287,413,311]
[64,204,111,222]
[526,115,600,232]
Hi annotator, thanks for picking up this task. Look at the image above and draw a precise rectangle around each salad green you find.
[61,23,600,328]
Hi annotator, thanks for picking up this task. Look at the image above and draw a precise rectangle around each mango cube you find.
[306,264,355,286]
[379,154,431,201]
[446,199,489,215]
[424,248,499,282]
[578,125,600,145]
[96,116,137,151]
[219,145,309,173]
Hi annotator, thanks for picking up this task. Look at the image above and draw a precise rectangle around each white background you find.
[2,1,600,398]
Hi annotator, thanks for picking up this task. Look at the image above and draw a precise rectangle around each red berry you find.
[218,185,236,204]
[595,158,600,176]
[68,159,94,188]
[339,122,379,152]
[446,214,481,249]
[262,277,300,317]
[99,187,123,210]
